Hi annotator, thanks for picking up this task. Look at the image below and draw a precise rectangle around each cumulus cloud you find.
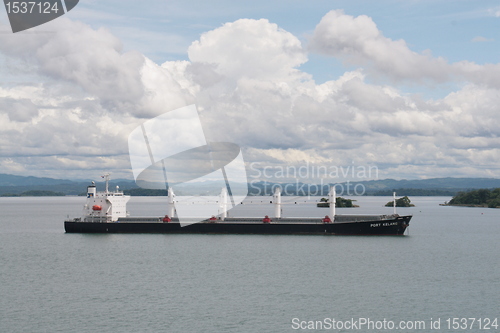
[1,86,121,146]
[188,18,308,82]
[309,10,500,88]
[309,10,450,83]
[139,58,197,117]
[1,13,500,180]
[0,19,145,110]
[0,97,39,122]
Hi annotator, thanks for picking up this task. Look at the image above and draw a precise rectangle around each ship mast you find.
[103,173,110,194]
[167,187,175,217]
[273,187,281,219]
[393,191,397,215]
[329,186,336,222]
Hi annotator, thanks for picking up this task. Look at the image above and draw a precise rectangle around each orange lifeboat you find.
[92,205,102,211]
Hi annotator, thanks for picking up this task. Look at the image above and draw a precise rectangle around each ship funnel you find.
[87,182,96,198]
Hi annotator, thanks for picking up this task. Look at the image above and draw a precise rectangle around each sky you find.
[0,0,500,183]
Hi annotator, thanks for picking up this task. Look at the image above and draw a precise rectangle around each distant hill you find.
[0,173,75,186]
[358,177,500,191]
[248,178,500,196]
[0,173,137,196]
[1,174,500,196]
[1,190,66,197]
[371,188,457,196]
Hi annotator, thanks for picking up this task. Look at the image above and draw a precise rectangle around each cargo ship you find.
[64,177,411,235]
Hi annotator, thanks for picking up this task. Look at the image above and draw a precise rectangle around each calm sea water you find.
[1,196,499,332]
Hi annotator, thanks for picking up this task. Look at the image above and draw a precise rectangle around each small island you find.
[385,196,415,207]
[444,188,500,208]
[317,197,358,208]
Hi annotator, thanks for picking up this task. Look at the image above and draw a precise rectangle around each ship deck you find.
[115,214,401,224]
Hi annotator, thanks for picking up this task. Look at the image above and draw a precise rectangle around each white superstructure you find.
[83,174,130,222]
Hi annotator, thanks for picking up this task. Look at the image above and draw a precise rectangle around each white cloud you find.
[0,19,145,109]
[0,97,39,122]
[309,10,500,89]
[487,7,500,17]
[471,36,493,42]
[1,14,500,180]
[309,10,450,83]
[139,58,197,117]
[188,18,308,81]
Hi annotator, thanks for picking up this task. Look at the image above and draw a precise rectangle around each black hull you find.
[65,215,411,235]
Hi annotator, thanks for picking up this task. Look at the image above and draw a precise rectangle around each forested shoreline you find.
[445,189,500,208]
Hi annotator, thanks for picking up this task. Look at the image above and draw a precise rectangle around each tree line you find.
[447,188,500,208]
